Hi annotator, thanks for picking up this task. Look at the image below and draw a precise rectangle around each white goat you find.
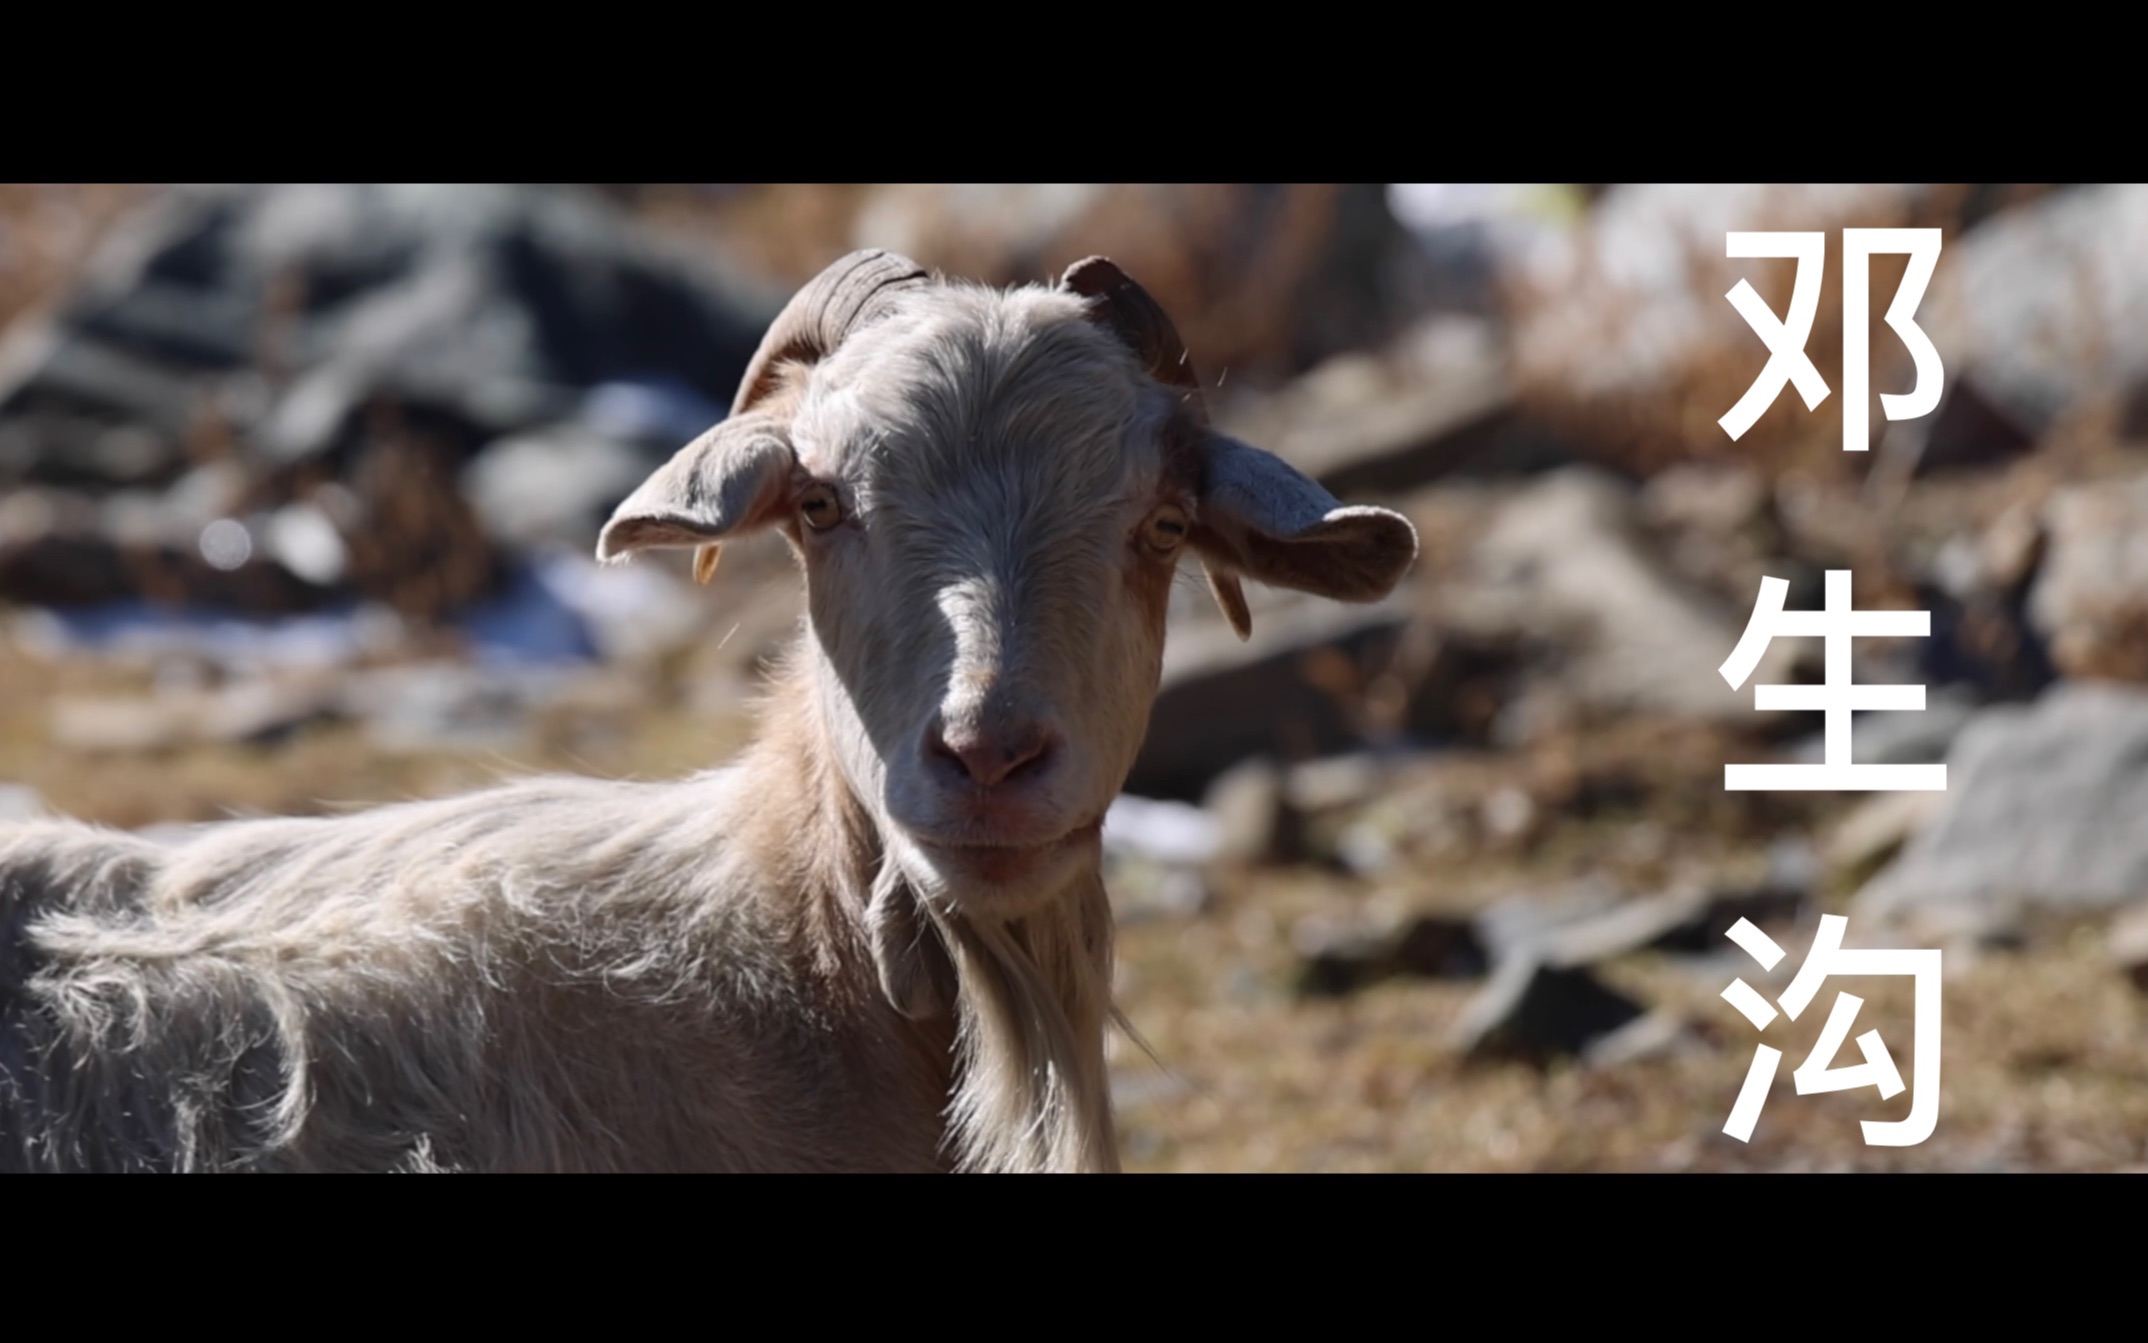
[0,251,1419,1172]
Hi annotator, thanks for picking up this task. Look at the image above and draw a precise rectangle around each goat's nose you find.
[926,717,1059,789]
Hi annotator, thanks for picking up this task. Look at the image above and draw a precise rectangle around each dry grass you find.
[4,637,2141,1171]
[0,647,756,829]
[1109,857,2148,1174]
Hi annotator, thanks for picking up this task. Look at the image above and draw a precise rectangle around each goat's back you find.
[0,773,950,1172]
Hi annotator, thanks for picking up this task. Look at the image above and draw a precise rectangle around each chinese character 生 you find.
[1719,569,1946,792]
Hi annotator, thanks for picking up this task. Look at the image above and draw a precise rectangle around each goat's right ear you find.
[1188,432,1419,638]
[596,414,795,574]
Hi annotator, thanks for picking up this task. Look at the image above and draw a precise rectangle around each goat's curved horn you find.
[1059,256,1208,423]
[1061,256,1255,639]
[732,249,931,416]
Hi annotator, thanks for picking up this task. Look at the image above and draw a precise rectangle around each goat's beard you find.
[869,860,1118,1174]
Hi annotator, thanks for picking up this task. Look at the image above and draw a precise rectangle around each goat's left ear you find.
[596,413,795,577]
[1191,433,1420,638]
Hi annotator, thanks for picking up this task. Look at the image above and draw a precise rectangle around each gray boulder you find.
[1433,467,1799,729]
[0,185,773,479]
[1924,184,2148,448]
[1856,682,2148,924]
[1450,953,1648,1065]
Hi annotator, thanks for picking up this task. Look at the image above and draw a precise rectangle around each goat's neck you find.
[736,635,1119,1174]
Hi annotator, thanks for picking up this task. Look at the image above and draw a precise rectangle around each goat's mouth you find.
[899,818,1104,886]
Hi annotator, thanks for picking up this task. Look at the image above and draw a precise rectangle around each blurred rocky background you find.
[3,182,2144,1171]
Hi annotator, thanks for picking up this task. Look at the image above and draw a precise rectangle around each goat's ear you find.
[595,414,795,571]
[1191,433,1419,638]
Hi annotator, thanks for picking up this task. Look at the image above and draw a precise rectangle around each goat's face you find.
[598,253,1419,923]
[784,287,1183,915]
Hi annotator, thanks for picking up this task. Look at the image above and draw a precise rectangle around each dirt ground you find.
[1108,860,2148,1173]
[8,642,2140,1173]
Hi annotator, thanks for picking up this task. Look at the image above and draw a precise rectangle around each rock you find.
[1105,856,1212,925]
[1125,584,1415,800]
[446,561,601,665]
[1888,378,2040,476]
[1433,467,1797,728]
[1924,184,2148,446]
[1479,880,1810,969]
[1387,183,1590,320]
[1504,183,1932,465]
[1640,461,1799,616]
[0,321,206,486]
[1523,889,1717,966]
[0,428,495,626]
[1293,923,1395,998]
[48,678,344,753]
[1291,913,1488,998]
[1580,1009,1703,1069]
[1642,460,1772,533]
[1102,794,1221,867]
[48,694,182,754]
[1479,787,1537,844]
[1390,915,1492,978]
[0,783,43,821]
[1201,757,1302,867]
[9,600,407,674]
[1870,687,1983,764]
[1332,813,1403,876]
[1636,885,1812,956]
[851,183,1432,384]
[517,550,706,668]
[263,501,349,587]
[0,508,343,614]
[2028,474,2148,683]
[1467,875,1810,973]
[446,548,714,670]
[1855,683,2148,925]
[1783,685,1983,767]
[1472,881,1626,964]
[196,679,347,744]
[1284,752,1391,812]
[0,184,778,617]
[461,426,661,556]
[1451,952,1649,1064]
[1981,498,2046,594]
[339,662,550,755]
[2109,905,2148,993]
[577,377,727,447]
[1100,796,1223,922]
[1214,314,1581,498]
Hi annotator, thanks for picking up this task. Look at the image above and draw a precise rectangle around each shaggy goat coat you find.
[0,654,1133,1172]
[0,251,1416,1172]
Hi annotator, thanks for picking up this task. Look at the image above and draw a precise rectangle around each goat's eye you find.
[1143,505,1190,555]
[799,483,844,532]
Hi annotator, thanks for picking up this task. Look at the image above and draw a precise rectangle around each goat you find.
[0,251,1419,1172]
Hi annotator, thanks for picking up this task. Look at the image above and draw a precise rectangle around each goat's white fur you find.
[0,264,1417,1172]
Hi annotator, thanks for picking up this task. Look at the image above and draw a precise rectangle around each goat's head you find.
[598,251,1418,924]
